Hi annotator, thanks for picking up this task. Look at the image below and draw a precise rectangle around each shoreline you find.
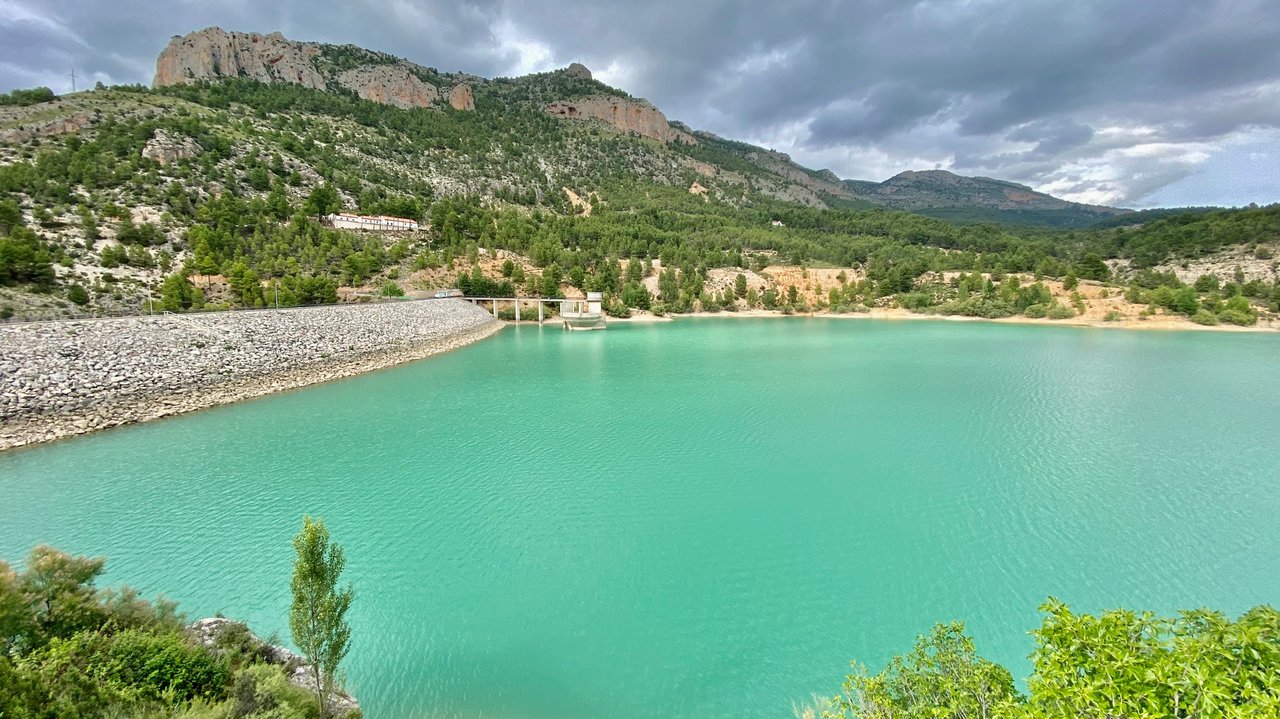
[1,303,504,453]
[604,308,1279,333]
[6,301,1274,453]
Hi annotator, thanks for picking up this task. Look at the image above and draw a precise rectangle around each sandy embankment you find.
[0,300,504,451]
[657,307,1279,332]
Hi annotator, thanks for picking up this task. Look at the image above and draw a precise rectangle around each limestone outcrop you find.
[154,28,326,90]
[338,66,438,109]
[545,96,695,145]
[565,63,592,80]
[141,129,202,166]
[154,27,453,111]
[0,112,91,143]
[448,83,475,111]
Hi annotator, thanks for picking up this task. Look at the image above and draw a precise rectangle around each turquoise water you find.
[2,319,1279,718]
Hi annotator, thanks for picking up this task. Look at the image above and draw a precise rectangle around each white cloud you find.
[491,17,556,77]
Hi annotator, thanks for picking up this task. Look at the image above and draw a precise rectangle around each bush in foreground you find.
[824,599,1280,719]
[0,544,351,719]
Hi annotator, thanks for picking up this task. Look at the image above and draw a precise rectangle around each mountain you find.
[2,27,1272,325]
[148,28,1107,222]
[840,170,1128,228]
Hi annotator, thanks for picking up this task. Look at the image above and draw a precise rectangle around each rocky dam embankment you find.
[0,300,503,450]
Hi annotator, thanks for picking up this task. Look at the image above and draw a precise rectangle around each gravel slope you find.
[1,300,503,450]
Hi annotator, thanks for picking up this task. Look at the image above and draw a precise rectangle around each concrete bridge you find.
[453,295,606,330]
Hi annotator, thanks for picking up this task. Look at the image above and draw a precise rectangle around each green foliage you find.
[0,86,57,106]
[228,663,320,719]
[0,227,57,289]
[1218,295,1258,326]
[826,622,1018,719]
[1045,303,1077,320]
[1192,309,1220,326]
[1025,599,1280,718]
[304,184,342,220]
[1074,253,1109,281]
[160,273,197,311]
[1104,205,1280,268]
[0,197,22,234]
[66,283,89,306]
[827,602,1280,719]
[290,517,353,719]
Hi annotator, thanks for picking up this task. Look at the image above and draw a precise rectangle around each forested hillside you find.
[1,39,1277,326]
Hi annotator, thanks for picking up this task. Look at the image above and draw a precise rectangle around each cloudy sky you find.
[3,0,1278,208]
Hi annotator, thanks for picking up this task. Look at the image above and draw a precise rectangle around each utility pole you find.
[69,69,76,94]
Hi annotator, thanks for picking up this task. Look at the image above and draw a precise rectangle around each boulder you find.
[141,129,202,166]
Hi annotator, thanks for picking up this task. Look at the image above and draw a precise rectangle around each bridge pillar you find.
[538,301,544,324]
[515,298,520,324]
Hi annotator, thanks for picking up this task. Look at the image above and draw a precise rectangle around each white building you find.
[325,213,420,231]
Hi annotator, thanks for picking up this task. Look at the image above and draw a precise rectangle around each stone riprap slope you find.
[1,300,502,450]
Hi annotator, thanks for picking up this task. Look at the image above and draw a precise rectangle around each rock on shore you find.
[188,617,360,716]
[0,300,502,450]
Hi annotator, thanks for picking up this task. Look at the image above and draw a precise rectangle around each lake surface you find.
[2,318,1279,718]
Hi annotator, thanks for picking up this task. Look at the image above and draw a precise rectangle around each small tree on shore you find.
[290,516,354,718]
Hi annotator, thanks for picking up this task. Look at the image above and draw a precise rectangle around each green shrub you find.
[1191,309,1219,326]
[1023,303,1047,319]
[1218,309,1256,326]
[1045,303,1076,320]
[229,663,317,719]
[99,628,230,703]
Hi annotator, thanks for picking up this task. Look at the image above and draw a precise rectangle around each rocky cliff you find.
[448,83,475,111]
[546,93,695,145]
[153,27,472,111]
[154,29,326,90]
[338,66,438,109]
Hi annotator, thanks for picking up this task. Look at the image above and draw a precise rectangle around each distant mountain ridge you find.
[839,170,1127,227]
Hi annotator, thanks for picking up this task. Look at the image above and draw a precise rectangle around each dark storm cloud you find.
[807,84,950,146]
[2,0,1279,205]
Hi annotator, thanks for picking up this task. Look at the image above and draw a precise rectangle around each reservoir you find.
[2,318,1278,718]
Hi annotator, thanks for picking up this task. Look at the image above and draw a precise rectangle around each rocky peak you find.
[153,27,455,111]
[565,63,592,80]
[153,27,325,90]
